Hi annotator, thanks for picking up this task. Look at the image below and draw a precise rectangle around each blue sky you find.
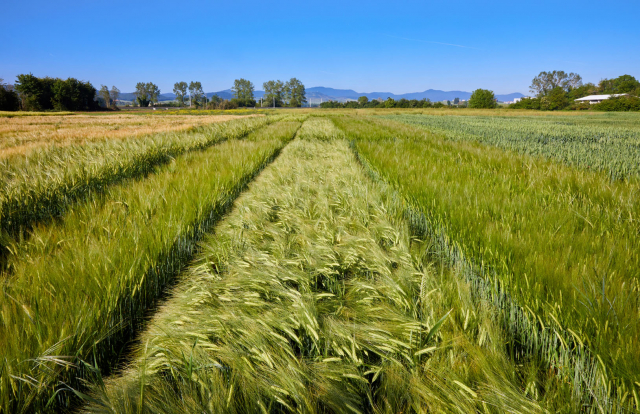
[1,0,639,94]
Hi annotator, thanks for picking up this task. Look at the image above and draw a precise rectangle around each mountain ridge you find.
[117,87,525,103]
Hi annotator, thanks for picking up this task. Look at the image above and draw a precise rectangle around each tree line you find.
[0,74,308,111]
[320,89,497,109]
[510,71,640,111]
[5,70,636,113]
[2,74,99,111]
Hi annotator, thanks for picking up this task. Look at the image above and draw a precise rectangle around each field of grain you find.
[0,113,259,158]
[1,111,639,413]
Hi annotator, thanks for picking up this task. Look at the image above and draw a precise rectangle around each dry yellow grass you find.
[0,113,260,157]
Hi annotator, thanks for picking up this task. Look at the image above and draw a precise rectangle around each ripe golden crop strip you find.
[0,116,272,256]
[0,113,260,155]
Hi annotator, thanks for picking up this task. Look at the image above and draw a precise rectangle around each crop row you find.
[83,131,548,413]
[333,115,640,412]
[0,121,301,413]
[387,114,640,180]
[0,115,273,253]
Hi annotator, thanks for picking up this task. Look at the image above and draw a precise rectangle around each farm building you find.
[575,94,628,104]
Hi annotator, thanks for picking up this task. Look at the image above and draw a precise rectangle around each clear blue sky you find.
[1,0,639,95]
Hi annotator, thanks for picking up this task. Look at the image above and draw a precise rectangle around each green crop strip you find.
[386,114,640,180]
[82,122,553,413]
[0,116,273,256]
[333,115,640,412]
[0,121,301,413]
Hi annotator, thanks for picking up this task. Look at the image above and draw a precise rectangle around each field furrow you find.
[0,121,301,413]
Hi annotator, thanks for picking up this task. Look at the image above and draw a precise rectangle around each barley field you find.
[0,113,259,158]
[1,111,639,413]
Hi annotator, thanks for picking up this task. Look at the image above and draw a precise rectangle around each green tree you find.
[109,86,120,107]
[263,80,284,107]
[99,85,110,108]
[567,82,597,100]
[468,89,497,108]
[173,81,188,106]
[134,82,149,107]
[14,73,47,110]
[284,78,306,107]
[358,96,369,106]
[147,82,160,105]
[530,71,582,96]
[383,97,395,108]
[231,78,255,106]
[540,87,569,110]
[0,79,20,111]
[598,75,640,94]
[188,81,203,107]
[50,78,97,111]
[134,82,159,107]
[453,97,460,105]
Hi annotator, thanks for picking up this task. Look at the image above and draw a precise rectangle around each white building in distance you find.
[575,94,628,104]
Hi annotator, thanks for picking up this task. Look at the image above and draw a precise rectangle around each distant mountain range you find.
[118,87,524,103]
[304,87,525,103]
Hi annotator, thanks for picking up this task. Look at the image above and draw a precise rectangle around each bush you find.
[509,98,541,110]
[569,102,591,111]
[231,98,256,108]
[468,89,497,108]
[592,95,640,111]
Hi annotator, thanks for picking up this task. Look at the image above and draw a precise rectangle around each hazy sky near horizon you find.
[1,0,639,95]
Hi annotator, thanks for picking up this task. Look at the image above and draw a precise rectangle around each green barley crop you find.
[334,115,640,412]
[4,111,639,413]
[387,114,640,180]
[83,128,549,413]
[296,116,345,140]
[0,121,300,413]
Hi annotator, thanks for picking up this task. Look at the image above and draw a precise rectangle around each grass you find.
[333,115,640,411]
[0,116,273,259]
[0,113,261,156]
[0,120,301,413]
[83,125,549,413]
